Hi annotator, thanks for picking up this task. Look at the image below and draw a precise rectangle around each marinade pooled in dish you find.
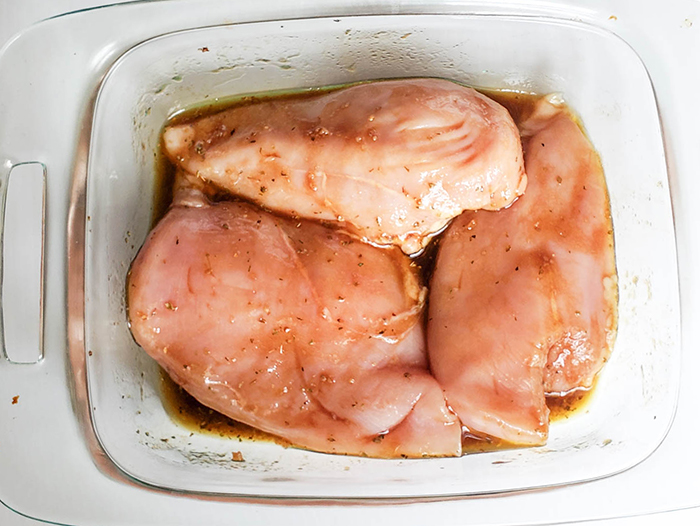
[127,80,617,457]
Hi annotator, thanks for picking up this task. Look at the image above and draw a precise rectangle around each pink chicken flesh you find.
[162,78,527,255]
[427,97,617,446]
[128,199,461,458]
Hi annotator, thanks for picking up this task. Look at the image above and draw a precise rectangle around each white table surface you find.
[1,1,698,525]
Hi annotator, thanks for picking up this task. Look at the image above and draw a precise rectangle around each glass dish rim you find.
[70,10,681,503]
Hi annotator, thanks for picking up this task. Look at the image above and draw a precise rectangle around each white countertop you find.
[1,1,699,525]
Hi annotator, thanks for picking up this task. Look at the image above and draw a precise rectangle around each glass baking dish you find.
[83,13,679,498]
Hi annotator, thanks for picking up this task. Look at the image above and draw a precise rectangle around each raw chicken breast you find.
[519,98,618,394]
[427,96,617,445]
[162,78,527,255]
[128,200,461,458]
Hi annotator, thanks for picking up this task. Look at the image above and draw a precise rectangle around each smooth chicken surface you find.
[427,97,617,445]
[163,78,527,255]
[128,200,461,457]
[520,99,618,394]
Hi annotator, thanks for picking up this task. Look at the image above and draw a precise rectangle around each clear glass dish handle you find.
[0,160,46,364]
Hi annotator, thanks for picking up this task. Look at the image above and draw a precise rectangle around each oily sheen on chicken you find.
[162,78,527,255]
[128,198,461,458]
[427,96,617,446]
